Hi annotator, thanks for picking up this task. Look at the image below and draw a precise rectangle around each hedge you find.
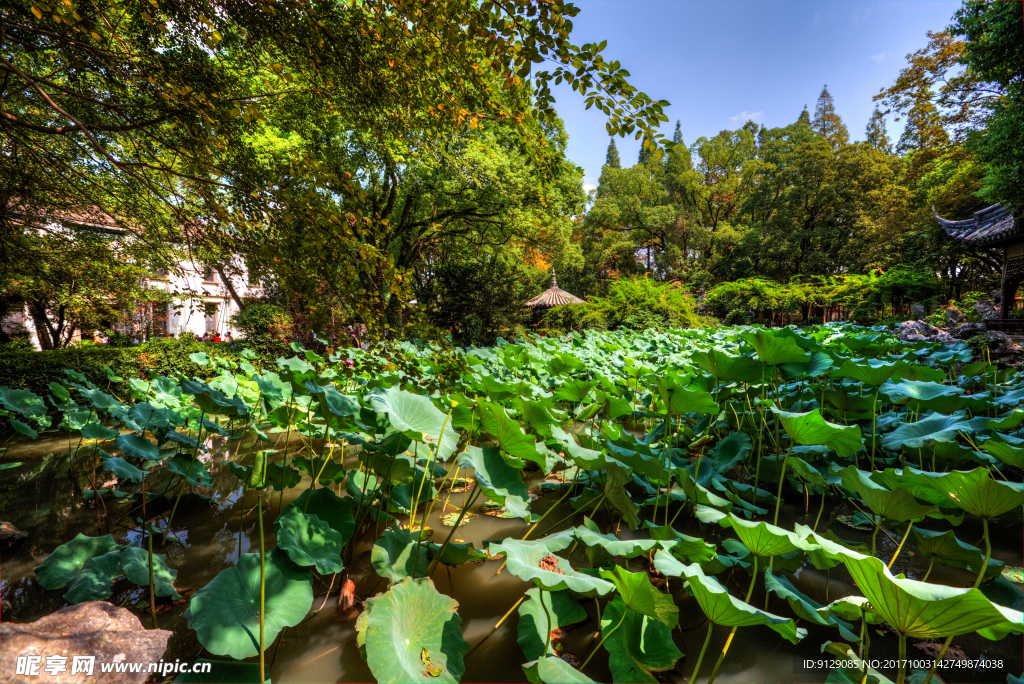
[0,336,292,401]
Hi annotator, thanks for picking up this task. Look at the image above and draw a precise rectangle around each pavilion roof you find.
[525,272,585,308]
[933,203,1020,246]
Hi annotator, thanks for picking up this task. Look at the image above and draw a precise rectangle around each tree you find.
[865,107,893,153]
[812,85,850,147]
[951,0,1024,212]
[605,137,622,169]
[1,0,670,338]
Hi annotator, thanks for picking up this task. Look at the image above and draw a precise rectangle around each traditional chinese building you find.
[934,203,1022,319]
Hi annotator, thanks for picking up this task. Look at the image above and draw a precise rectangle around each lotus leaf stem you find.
[147,521,157,629]
[580,600,628,671]
[813,488,826,531]
[896,632,906,684]
[690,621,714,684]
[164,408,206,543]
[773,445,793,526]
[974,517,991,589]
[921,635,954,684]
[887,521,913,569]
[465,594,526,659]
[258,492,266,684]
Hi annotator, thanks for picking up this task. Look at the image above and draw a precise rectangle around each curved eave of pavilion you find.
[933,204,1020,247]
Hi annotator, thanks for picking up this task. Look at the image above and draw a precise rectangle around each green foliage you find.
[589,277,700,331]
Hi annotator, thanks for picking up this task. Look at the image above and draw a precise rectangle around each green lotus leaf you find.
[745,330,810,366]
[574,517,657,558]
[839,359,901,386]
[265,462,302,491]
[709,431,752,473]
[119,545,181,599]
[0,387,47,418]
[764,569,858,641]
[780,351,834,379]
[167,455,213,488]
[775,406,863,458]
[834,466,937,522]
[457,445,531,519]
[10,418,38,438]
[642,521,717,562]
[426,540,487,566]
[594,389,635,420]
[658,384,719,416]
[522,657,597,684]
[114,432,160,461]
[554,378,595,404]
[314,384,361,417]
[986,409,1024,430]
[367,385,457,460]
[101,456,145,483]
[900,467,1024,518]
[181,379,249,418]
[372,524,429,582]
[477,399,551,468]
[981,438,1024,469]
[64,549,124,603]
[601,596,683,683]
[653,551,806,643]
[691,349,765,384]
[488,534,614,594]
[807,532,1024,639]
[35,533,121,589]
[880,413,971,451]
[786,456,840,488]
[696,505,815,557]
[358,576,467,683]
[815,595,885,625]
[517,587,588,660]
[911,528,1003,579]
[880,380,962,409]
[511,398,565,430]
[82,422,119,441]
[600,565,679,628]
[185,549,312,659]
[273,507,345,574]
[49,381,70,403]
[604,460,640,529]
[282,489,354,546]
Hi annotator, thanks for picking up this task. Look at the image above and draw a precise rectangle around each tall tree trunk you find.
[215,264,246,312]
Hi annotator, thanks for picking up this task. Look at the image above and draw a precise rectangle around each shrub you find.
[589,277,700,331]
[541,303,608,333]
[0,337,289,402]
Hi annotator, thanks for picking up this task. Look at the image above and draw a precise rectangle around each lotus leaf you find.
[516,587,588,660]
[372,524,429,582]
[457,445,531,519]
[273,507,345,574]
[120,545,181,599]
[185,549,312,659]
[601,597,683,683]
[35,533,121,589]
[488,534,614,595]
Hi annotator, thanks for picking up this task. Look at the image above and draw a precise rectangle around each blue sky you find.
[550,0,962,192]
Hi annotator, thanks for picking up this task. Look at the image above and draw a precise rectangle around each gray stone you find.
[0,521,28,546]
[944,307,966,326]
[950,323,986,340]
[975,300,1000,320]
[0,602,171,684]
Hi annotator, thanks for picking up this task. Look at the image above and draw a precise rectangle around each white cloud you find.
[583,182,597,194]
[870,52,886,63]
[730,110,764,122]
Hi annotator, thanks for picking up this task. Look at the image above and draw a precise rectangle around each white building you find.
[3,208,261,349]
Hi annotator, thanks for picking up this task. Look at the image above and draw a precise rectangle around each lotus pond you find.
[1,324,1022,684]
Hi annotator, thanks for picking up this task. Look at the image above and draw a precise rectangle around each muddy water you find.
[1,437,1021,683]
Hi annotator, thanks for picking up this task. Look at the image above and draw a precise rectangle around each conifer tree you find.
[638,139,651,166]
[605,137,621,169]
[864,107,892,153]
[797,105,811,125]
[812,85,849,147]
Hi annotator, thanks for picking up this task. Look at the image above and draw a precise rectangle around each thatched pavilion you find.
[525,271,585,309]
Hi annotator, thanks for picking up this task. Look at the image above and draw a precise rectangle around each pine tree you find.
[605,137,621,169]
[797,105,811,125]
[638,139,651,166]
[672,120,683,145]
[812,85,849,147]
[864,106,892,153]
[665,121,691,193]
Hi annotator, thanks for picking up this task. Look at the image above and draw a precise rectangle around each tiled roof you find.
[933,204,1019,245]
[525,272,585,308]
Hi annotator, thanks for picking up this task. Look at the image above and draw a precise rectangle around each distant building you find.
[2,208,260,349]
